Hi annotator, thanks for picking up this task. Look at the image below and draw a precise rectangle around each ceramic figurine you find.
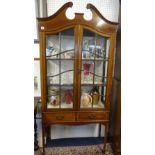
[49,96,60,106]
[81,93,92,107]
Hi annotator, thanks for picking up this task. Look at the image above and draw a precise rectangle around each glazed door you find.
[79,28,110,109]
[45,28,76,110]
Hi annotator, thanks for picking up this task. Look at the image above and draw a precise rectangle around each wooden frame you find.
[37,2,118,155]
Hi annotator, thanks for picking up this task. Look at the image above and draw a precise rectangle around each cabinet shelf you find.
[47,83,73,86]
[47,102,73,109]
[80,101,105,109]
[47,83,106,87]
[81,83,106,86]
[46,58,74,61]
[82,58,108,61]
[46,58,108,61]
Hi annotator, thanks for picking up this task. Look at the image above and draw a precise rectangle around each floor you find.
[34,137,113,155]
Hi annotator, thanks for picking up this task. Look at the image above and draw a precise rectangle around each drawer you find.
[77,112,109,121]
[43,113,75,123]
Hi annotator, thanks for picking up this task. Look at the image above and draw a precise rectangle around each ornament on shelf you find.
[81,93,92,107]
[82,63,94,83]
[91,86,99,105]
[63,90,73,104]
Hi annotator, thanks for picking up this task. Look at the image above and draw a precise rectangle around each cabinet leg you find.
[98,123,101,137]
[47,126,51,139]
[42,123,45,155]
[103,123,108,154]
[41,151,45,155]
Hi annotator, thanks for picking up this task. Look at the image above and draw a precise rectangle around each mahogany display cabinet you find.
[37,2,118,154]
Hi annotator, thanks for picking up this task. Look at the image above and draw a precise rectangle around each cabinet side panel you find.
[39,32,46,111]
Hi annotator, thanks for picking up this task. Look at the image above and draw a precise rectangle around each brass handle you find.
[56,115,64,120]
[88,114,96,119]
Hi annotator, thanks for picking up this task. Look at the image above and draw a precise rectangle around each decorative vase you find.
[64,90,73,104]
[91,86,99,105]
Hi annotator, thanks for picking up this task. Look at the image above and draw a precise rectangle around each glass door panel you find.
[61,29,74,59]
[47,60,60,85]
[46,28,75,109]
[94,61,107,85]
[80,29,109,109]
[82,29,95,60]
[46,33,59,59]
[61,61,74,85]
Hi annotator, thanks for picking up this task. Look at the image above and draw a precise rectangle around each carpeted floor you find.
[34,138,113,155]
[35,143,113,155]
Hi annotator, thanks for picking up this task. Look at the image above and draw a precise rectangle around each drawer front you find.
[43,113,75,123]
[77,112,109,121]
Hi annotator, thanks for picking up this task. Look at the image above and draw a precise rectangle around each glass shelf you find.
[82,58,108,61]
[46,49,75,59]
[81,83,106,86]
[47,102,73,109]
[46,58,74,61]
[47,83,73,86]
[80,101,105,109]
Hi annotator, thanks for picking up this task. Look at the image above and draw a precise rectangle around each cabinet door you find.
[80,28,110,109]
[45,28,75,109]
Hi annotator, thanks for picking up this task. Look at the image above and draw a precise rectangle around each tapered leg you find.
[42,123,45,155]
[47,126,51,139]
[98,123,101,137]
[103,123,108,154]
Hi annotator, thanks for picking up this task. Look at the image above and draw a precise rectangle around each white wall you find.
[47,0,119,22]
[50,124,104,139]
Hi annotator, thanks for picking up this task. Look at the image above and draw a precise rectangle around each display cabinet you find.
[37,2,118,154]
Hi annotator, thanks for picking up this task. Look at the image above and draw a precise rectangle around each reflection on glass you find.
[46,33,59,58]
[61,29,74,59]
[95,35,106,59]
[61,61,73,84]
[47,60,59,85]
[46,29,74,59]
[82,29,95,59]
[94,61,107,84]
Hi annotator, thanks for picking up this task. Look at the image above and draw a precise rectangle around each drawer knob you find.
[56,115,64,120]
[88,114,96,119]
